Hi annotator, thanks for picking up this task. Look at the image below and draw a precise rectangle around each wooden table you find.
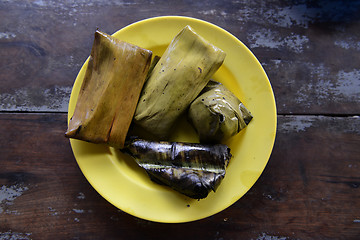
[1,1,359,239]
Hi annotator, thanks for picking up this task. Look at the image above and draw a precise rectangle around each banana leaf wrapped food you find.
[122,138,232,199]
[134,26,226,139]
[188,80,253,143]
[65,30,152,148]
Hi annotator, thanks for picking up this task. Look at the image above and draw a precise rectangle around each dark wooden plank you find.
[0,0,359,114]
[0,113,359,239]
[245,115,360,239]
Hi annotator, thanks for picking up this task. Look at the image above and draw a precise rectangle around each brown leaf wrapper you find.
[65,30,152,148]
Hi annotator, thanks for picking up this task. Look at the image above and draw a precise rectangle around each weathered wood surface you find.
[0,113,359,239]
[0,0,359,114]
[1,0,360,239]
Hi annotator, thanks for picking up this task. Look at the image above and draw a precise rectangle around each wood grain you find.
[0,113,359,239]
[0,0,359,114]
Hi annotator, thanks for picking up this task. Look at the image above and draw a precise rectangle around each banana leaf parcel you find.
[188,80,253,143]
[65,30,152,148]
[122,138,232,199]
[134,26,226,139]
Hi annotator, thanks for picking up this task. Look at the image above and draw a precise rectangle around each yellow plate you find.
[67,16,277,223]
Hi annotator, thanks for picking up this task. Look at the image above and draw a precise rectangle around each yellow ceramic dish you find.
[67,16,277,223]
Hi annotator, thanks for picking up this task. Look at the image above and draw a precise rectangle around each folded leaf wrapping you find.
[188,80,253,143]
[65,30,152,148]
[122,139,232,199]
[134,26,226,139]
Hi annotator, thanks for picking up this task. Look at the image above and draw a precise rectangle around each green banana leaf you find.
[134,26,226,139]
[188,80,253,143]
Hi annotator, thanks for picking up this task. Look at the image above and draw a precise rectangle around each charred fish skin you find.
[122,139,232,199]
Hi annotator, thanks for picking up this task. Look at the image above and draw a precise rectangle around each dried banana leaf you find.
[122,138,232,199]
[65,30,152,148]
[188,80,253,143]
[134,26,226,139]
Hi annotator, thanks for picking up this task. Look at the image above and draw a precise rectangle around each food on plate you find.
[65,26,247,200]
[65,30,152,148]
[122,138,232,199]
[134,25,226,139]
[188,80,253,143]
